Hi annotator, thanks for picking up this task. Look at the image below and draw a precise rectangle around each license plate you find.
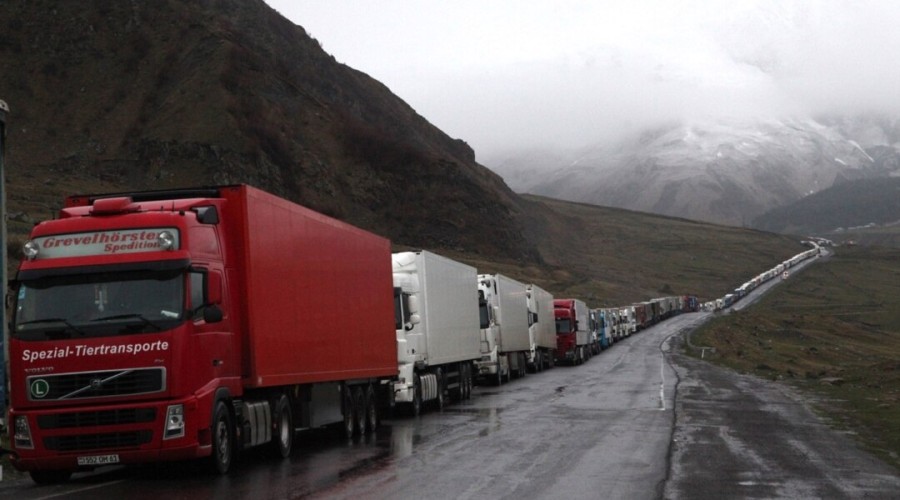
[77,454,120,466]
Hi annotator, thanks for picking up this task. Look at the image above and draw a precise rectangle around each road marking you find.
[659,352,667,411]
[36,478,128,500]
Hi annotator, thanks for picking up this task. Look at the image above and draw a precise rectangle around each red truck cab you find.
[9,190,235,482]
[8,185,397,483]
[553,298,590,365]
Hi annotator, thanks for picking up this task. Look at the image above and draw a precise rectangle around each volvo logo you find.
[30,379,50,399]
[90,378,104,390]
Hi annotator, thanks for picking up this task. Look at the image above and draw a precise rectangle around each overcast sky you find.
[266,1,900,157]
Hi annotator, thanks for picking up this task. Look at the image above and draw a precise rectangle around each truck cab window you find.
[190,271,206,319]
[13,269,186,340]
[393,288,411,329]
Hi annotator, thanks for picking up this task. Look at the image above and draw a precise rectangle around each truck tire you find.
[435,368,445,410]
[495,362,503,386]
[271,394,293,458]
[343,386,356,438]
[211,401,234,475]
[353,387,366,436]
[29,469,72,485]
[365,385,378,433]
[460,363,475,399]
[411,374,423,417]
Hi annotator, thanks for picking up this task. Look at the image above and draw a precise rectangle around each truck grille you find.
[44,431,153,452]
[38,408,157,429]
[27,368,165,401]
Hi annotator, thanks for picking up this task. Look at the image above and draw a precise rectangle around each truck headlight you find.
[164,404,185,439]
[23,241,40,260]
[14,415,34,449]
[158,231,176,251]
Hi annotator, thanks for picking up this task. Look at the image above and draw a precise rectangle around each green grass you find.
[445,195,808,308]
[688,245,900,469]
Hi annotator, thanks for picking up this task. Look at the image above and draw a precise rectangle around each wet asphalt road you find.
[2,315,691,500]
[3,253,899,498]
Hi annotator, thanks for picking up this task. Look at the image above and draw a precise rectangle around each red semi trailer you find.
[553,299,591,365]
[7,185,397,483]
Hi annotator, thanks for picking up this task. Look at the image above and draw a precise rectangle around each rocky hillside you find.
[490,118,900,227]
[751,177,900,235]
[0,0,535,261]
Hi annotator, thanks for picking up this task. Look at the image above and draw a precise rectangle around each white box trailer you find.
[526,284,556,371]
[477,274,531,383]
[393,251,481,414]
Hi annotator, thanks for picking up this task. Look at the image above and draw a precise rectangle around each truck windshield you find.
[555,318,571,334]
[13,269,185,340]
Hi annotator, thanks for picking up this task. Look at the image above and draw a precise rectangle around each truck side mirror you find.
[203,304,224,323]
[207,272,222,305]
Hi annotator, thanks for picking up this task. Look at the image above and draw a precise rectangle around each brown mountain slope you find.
[0,0,532,260]
[0,0,808,307]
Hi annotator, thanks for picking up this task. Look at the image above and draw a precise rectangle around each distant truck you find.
[476,274,531,384]
[392,251,480,414]
[554,299,591,364]
[525,284,556,371]
[589,309,609,352]
[7,185,398,483]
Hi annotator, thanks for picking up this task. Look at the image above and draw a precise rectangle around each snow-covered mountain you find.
[487,117,900,226]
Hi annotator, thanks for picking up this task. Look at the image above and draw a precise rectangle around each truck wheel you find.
[343,386,356,438]
[548,352,555,368]
[353,387,366,436]
[463,363,473,399]
[435,368,445,410]
[29,469,72,484]
[495,363,503,386]
[365,385,378,433]
[411,374,423,417]
[211,401,234,475]
[459,364,467,399]
[271,394,293,458]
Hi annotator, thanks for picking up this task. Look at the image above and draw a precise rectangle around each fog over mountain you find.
[280,1,900,227]
[279,1,900,155]
[490,116,900,226]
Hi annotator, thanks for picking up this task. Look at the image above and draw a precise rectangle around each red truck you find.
[7,185,397,483]
[553,299,591,365]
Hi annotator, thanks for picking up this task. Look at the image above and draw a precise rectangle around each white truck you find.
[525,284,556,371]
[393,251,481,415]
[620,306,637,336]
[477,274,531,384]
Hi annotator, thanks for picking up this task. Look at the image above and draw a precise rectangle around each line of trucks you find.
[701,243,821,312]
[1,184,818,484]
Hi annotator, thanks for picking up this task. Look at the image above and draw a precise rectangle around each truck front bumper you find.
[475,360,499,376]
[8,394,212,473]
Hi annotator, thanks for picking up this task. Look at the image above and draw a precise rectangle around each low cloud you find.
[273,0,900,156]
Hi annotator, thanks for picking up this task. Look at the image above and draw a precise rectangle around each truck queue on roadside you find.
[3,184,821,483]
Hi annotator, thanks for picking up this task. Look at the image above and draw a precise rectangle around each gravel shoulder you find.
[665,342,900,499]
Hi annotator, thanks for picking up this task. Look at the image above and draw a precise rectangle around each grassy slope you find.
[689,245,900,469]
[444,195,808,309]
[827,224,900,249]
